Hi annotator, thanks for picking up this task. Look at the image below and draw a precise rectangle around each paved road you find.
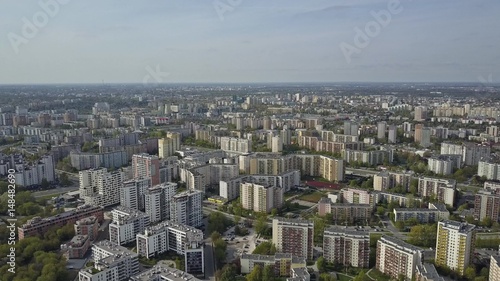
[33,185,79,198]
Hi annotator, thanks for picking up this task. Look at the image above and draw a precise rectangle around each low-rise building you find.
[63,235,90,259]
[240,253,306,276]
[415,263,444,281]
[74,216,99,241]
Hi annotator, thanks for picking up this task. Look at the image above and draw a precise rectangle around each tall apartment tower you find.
[132,154,160,186]
[271,136,283,153]
[435,220,476,275]
[120,177,152,211]
[240,183,283,213]
[377,121,387,140]
[323,227,370,268]
[281,126,292,145]
[414,106,428,121]
[159,132,181,159]
[376,235,423,280]
[170,190,203,227]
[388,125,397,143]
[272,218,314,260]
[79,168,125,207]
[144,182,177,223]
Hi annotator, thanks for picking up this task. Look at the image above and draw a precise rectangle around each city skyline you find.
[1,0,499,84]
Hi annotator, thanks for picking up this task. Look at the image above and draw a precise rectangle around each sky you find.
[0,0,499,84]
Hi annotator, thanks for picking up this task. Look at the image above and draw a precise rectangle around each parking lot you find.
[223,224,262,261]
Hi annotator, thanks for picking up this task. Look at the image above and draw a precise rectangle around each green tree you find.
[40,178,50,189]
[255,215,268,235]
[262,264,275,281]
[252,241,276,255]
[213,238,227,269]
[271,208,278,217]
[464,265,476,280]
[319,273,336,281]
[246,264,263,281]
[59,172,71,186]
[317,256,326,273]
[407,224,437,247]
[211,231,221,244]
[218,264,237,281]
[376,206,385,216]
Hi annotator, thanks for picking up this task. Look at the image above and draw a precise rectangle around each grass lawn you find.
[297,191,325,203]
[367,268,391,281]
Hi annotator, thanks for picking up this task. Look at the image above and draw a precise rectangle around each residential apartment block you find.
[435,221,476,275]
[120,177,151,211]
[490,256,500,281]
[373,171,413,192]
[132,153,160,186]
[144,182,177,224]
[415,263,445,281]
[109,206,150,245]
[376,236,423,281]
[19,205,104,239]
[393,205,449,223]
[418,177,456,206]
[240,253,306,276]
[63,235,90,259]
[158,132,181,158]
[79,240,139,281]
[318,198,372,223]
[220,170,300,201]
[79,168,125,207]
[427,155,462,175]
[129,263,202,281]
[478,160,500,181]
[220,136,252,153]
[323,227,370,268]
[170,190,203,227]
[242,153,344,182]
[136,220,204,274]
[74,216,99,242]
[474,189,500,222]
[240,182,284,213]
[272,218,314,260]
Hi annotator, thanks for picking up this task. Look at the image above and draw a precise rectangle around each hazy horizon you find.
[1,0,499,84]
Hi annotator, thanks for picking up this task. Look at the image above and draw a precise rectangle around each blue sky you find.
[1,0,499,84]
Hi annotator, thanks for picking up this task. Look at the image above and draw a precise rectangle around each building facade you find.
[272,218,314,260]
[323,227,370,268]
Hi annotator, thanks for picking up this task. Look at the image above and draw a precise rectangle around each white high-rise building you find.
[418,177,456,206]
[136,220,204,274]
[388,125,397,143]
[144,182,177,223]
[79,240,139,281]
[377,122,386,140]
[170,190,203,227]
[478,160,500,180]
[109,206,149,245]
[120,177,151,210]
[79,168,125,207]
[435,221,476,275]
[271,136,283,153]
[376,236,423,280]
